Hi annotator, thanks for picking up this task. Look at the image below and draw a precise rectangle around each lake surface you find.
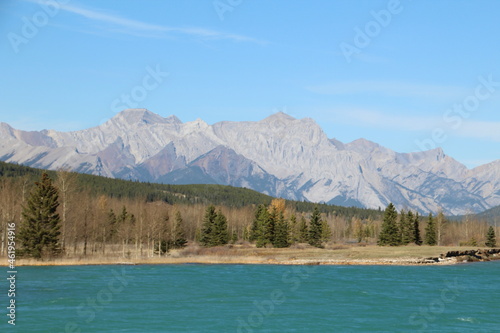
[3,261,499,332]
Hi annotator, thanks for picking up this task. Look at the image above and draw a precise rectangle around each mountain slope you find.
[476,205,500,224]
[0,160,383,220]
[0,109,498,215]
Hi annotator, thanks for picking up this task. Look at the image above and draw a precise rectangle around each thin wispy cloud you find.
[25,0,265,44]
[307,81,466,100]
[327,108,440,131]
[322,108,500,142]
[460,121,500,142]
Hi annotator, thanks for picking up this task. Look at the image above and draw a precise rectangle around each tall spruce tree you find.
[399,210,413,245]
[170,211,187,249]
[424,213,437,246]
[377,203,400,246]
[413,212,422,245]
[321,220,332,243]
[308,206,323,248]
[298,216,309,243]
[19,173,62,258]
[485,226,496,248]
[213,209,229,246]
[289,213,299,244]
[273,209,290,248]
[407,211,415,243]
[200,205,217,247]
[200,206,229,247]
[264,206,277,246]
[250,204,270,248]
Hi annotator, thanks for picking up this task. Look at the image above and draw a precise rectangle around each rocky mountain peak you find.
[262,111,296,123]
[165,115,182,124]
[0,109,497,215]
[113,108,166,125]
[347,138,383,154]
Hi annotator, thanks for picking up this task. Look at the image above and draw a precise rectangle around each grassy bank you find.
[3,244,489,266]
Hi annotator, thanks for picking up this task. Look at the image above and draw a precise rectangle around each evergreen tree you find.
[377,203,400,246]
[413,212,422,245]
[321,220,332,243]
[399,210,412,245]
[170,211,187,249]
[156,212,170,255]
[213,209,229,246]
[200,205,217,247]
[273,210,290,248]
[485,226,496,248]
[424,213,437,246]
[19,173,62,258]
[289,213,299,244]
[249,205,263,241]
[308,206,323,248]
[200,206,229,247]
[250,204,270,248]
[298,216,309,243]
[407,211,415,243]
[264,206,277,246]
[117,206,128,224]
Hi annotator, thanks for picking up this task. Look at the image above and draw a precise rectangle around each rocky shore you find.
[422,248,500,264]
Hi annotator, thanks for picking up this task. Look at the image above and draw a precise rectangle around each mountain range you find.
[1,109,498,215]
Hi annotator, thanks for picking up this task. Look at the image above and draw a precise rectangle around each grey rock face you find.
[1,109,497,215]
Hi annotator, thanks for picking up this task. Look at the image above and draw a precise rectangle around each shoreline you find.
[5,245,498,267]
[5,257,458,267]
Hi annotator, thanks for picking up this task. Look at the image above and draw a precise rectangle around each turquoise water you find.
[2,262,499,332]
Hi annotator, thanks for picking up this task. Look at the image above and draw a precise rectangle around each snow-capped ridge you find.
[0,109,497,215]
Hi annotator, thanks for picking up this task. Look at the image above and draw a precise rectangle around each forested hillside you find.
[0,161,382,219]
[0,161,496,260]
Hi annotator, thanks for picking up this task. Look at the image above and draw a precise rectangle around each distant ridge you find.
[0,109,498,215]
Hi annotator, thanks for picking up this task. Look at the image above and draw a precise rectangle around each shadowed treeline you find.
[0,161,497,259]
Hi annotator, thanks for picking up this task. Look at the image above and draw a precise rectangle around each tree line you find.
[0,161,384,220]
[1,172,497,259]
[377,203,496,248]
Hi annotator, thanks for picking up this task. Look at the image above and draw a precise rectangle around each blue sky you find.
[1,0,499,168]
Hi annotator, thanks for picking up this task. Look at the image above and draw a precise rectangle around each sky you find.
[0,0,499,168]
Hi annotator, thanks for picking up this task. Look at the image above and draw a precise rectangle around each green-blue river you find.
[3,261,499,332]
